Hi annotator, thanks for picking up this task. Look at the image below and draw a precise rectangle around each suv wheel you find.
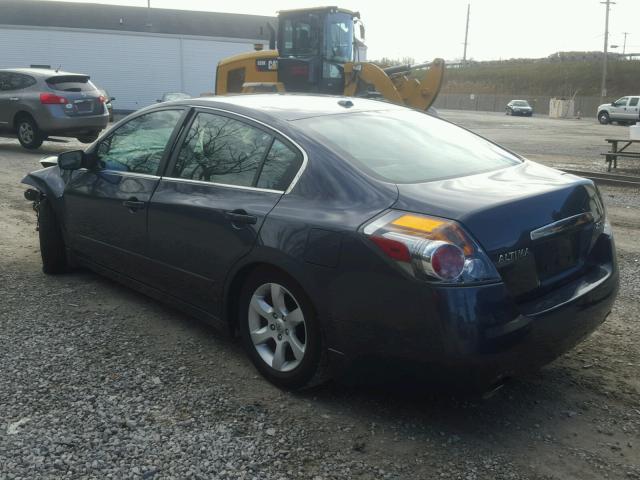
[598,111,610,125]
[77,131,100,144]
[16,116,44,149]
[37,197,68,274]
[239,268,327,389]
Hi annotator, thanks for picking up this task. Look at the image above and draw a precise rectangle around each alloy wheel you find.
[248,282,307,372]
[19,122,34,144]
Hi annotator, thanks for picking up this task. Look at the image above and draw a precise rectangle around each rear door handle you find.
[123,198,145,211]
[225,209,257,225]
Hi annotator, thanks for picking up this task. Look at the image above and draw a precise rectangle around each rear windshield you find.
[47,75,96,92]
[296,110,521,183]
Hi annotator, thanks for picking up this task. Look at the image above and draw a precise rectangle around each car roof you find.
[170,94,403,122]
[0,68,89,78]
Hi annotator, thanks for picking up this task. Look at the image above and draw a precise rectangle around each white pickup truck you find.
[597,96,640,125]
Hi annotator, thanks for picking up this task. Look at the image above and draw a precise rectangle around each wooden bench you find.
[602,138,640,171]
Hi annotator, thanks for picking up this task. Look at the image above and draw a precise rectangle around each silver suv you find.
[597,96,640,125]
[0,68,109,149]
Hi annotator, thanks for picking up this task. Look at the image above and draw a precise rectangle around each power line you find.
[600,0,615,104]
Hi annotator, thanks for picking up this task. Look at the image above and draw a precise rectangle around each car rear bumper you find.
[37,105,109,134]
[328,257,618,389]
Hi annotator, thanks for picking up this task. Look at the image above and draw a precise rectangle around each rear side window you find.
[257,139,303,190]
[296,110,520,184]
[630,97,639,107]
[173,112,272,187]
[0,72,36,91]
[47,75,95,92]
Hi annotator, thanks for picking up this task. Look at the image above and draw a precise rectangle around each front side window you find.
[614,97,629,106]
[172,112,272,187]
[296,110,520,184]
[96,110,182,174]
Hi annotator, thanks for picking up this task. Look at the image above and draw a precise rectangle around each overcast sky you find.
[41,0,639,62]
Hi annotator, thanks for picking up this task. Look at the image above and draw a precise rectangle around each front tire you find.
[239,267,326,389]
[38,197,67,274]
[598,111,610,125]
[16,116,44,149]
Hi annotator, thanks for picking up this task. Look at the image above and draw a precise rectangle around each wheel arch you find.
[12,109,37,129]
[223,256,319,336]
[21,168,67,219]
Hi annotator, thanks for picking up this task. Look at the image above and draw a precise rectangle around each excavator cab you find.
[215,6,444,113]
[275,7,361,94]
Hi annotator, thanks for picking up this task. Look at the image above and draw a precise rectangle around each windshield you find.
[296,110,521,184]
[325,12,353,62]
[512,100,529,106]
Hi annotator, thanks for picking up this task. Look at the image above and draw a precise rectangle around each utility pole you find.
[462,3,470,65]
[600,0,615,104]
[622,32,629,55]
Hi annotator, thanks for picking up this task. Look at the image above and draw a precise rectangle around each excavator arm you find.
[344,58,445,111]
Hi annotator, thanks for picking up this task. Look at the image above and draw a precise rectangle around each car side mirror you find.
[58,150,85,170]
[109,97,116,101]
[611,102,616,106]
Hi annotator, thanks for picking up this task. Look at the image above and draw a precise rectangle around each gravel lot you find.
[1,112,639,480]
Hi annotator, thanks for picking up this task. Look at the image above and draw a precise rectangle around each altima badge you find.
[497,248,530,264]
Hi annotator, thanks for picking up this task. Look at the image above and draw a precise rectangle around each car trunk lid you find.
[393,161,606,301]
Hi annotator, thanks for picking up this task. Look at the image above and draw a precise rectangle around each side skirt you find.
[70,249,230,335]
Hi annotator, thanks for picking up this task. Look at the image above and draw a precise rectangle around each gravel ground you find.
[1,112,640,479]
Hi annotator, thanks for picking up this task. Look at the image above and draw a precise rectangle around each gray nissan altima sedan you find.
[0,68,109,149]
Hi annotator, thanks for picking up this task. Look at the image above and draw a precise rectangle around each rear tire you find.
[238,267,327,390]
[77,132,100,144]
[38,197,67,274]
[598,111,610,125]
[16,115,44,150]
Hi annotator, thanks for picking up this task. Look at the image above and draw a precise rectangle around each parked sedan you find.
[22,95,618,390]
[0,68,109,149]
[505,99,533,116]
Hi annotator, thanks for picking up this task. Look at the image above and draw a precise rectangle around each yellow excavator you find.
[215,6,445,112]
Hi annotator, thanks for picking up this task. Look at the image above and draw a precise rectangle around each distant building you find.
[548,51,623,62]
[0,0,274,110]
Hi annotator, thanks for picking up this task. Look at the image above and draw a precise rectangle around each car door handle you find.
[122,198,145,211]
[225,210,257,225]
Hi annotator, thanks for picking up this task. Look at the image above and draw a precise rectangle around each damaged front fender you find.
[21,165,67,216]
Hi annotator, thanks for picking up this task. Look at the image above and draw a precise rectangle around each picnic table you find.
[602,138,640,171]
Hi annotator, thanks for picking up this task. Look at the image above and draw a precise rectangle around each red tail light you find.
[40,93,69,104]
[362,211,500,284]
[98,95,106,104]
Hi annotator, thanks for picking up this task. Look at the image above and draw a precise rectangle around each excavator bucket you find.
[344,58,445,112]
